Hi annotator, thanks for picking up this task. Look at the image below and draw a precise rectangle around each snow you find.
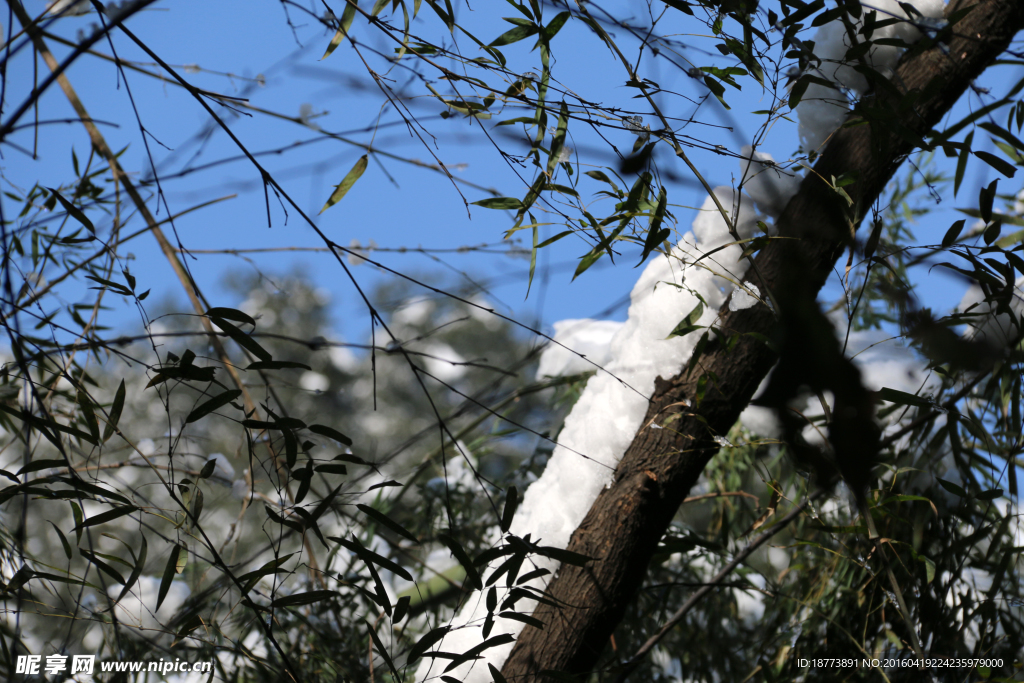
[739,147,801,218]
[422,343,468,382]
[535,319,623,378]
[418,174,781,681]
[797,1,947,154]
[299,370,330,393]
[728,283,761,312]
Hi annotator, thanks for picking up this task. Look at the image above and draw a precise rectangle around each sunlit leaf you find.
[319,155,368,213]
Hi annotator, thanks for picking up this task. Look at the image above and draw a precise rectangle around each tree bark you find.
[502,1,1024,679]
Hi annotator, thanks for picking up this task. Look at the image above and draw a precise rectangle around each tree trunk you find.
[502,1,1024,679]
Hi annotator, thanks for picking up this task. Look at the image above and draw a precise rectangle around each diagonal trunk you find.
[501,1,1024,678]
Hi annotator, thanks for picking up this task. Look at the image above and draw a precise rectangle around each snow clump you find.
[796,0,946,154]
[536,319,623,378]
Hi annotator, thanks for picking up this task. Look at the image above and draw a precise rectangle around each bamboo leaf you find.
[156,544,183,610]
[308,423,353,446]
[639,186,669,266]
[500,485,519,533]
[489,24,538,47]
[954,131,973,197]
[320,155,368,213]
[185,390,242,424]
[73,505,137,531]
[210,316,272,362]
[356,503,419,543]
[408,625,452,663]
[115,535,147,604]
[438,532,483,589]
[271,589,339,607]
[667,302,704,339]
[472,197,524,210]
[103,379,125,442]
[46,188,95,234]
[48,521,72,560]
[204,307,256,328]
[365,619,401,679]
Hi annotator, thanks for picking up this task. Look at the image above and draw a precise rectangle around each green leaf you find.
[115,535,147,604]
[102,378,125,444]
[246,360,312,370]
[639,186,669,266]
[542,11,569,41]
[572,245,605,281]
[0,404,97,447]
[204,307,256,328]
[500,485,518,533]
[937,478,967,498]
[919,553,935,584]
[976,487,1003,501]
[84,274,133,297]
[667,302,704,339]
[584,170,621,193]
[271,590,339,608]
[16,458,67,475]
[189,487,204,529]
[438,532,483,589]
[975,150,1017,178]
[295,459,313,504]
[198,459,217,480]
[79,548,125,585]
[46,188,95,234]
[314,463,348,475]
[77,390,100,444]
[210,316,272,362]
[366,619,401,680]
[357,503,419,543]
[156,544,183,611]
[444,634,515,672]
[526,224,539,299]
[472,197,524,210]
[788,75,811,110]
[308,423,353,446]
[319,155,368,213]
[876,387,930,408]
[48,521,72,560]
[489,24,539,47]
[498,611,545,630]
[185,390,242,424]
[954,131,973,197]
[942,219,965,247]
[536,546,590,567]
[322,1,358,59]
[546,101,569,178]
[979,178,998,224]
[408,625,452,663]
[331,535,414,581]
[73,505,137,531]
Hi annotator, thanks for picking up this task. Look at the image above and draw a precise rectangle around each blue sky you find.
[3,0,1015,351]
